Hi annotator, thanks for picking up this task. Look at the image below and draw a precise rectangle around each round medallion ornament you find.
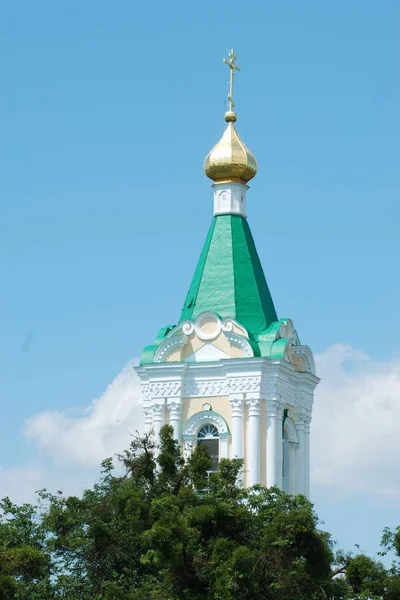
[203,403,212,411]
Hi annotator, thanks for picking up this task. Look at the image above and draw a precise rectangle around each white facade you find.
[213,181,248,217]
[135,312,318,498]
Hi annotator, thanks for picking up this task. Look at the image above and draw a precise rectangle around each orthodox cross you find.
[223,49,241,112]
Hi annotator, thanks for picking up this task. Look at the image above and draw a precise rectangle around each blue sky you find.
[1,0,399,559]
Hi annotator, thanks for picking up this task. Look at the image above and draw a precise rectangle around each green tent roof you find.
[179,215,277,335]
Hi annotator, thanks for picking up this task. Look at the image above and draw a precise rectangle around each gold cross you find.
[223,49,241,112]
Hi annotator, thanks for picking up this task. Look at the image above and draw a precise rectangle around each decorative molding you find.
[184,378,228,397]
[194,312,222,341]
[221,317,249,338]
[288,346,316,375]
[141,383,151,400]
[293,408,311,428]
[167,398,182,418]
[276,378,296,406]
[260,379,279,396]
[148,380,182,399]
[224,332,254,357]
[152,401,165,419]
[229,376,261,394]
[153,335,187,363]
[182,410,230,438]
[222,319,234,332]
[246,397,260,417]
[182,321,195,335]
[142,368,311,406]
[229,395,245,417]
[266,398,284,417]
[143,407,153,418]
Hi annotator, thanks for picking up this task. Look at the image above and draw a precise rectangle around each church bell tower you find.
[135,50,318,497]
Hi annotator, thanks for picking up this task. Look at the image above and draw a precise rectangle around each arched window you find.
[197,424,219,471]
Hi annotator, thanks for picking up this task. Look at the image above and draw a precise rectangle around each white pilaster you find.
[289,442,297,495]
[144,406,153,433]
[230,395,245,485]
[294,415,305,495]
[282,437,289,492]
[246,397,261,486]
[167,399,182,442]
[229,395,245,459]
[220,434,229,459]
[152,401,165,447]
[266,400,283,489]
[303,417,311,499]
[213,182,248,217]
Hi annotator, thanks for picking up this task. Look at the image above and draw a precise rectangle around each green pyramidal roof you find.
[179,215,277,334]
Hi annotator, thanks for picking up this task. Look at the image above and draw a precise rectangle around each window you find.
[197,424,219,471]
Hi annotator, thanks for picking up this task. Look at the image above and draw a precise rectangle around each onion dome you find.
[203,110,258,184]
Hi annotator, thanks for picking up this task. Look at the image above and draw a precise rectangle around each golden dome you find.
[203,110,258,184]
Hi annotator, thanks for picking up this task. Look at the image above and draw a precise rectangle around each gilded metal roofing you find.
[203,121,258,184]
[179,215,277,334]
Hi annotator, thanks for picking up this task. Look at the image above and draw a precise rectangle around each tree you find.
[0,498,51,599]
[0,425,398,599]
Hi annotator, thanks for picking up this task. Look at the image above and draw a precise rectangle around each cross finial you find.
[223,49,241,114]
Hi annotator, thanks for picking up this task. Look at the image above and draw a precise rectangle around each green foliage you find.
[0,425,398,599]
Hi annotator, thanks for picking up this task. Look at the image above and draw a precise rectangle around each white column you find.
[289,442,297,495]
[282,438,289,492]
[167,399,182,442]
[266,400,283,489]
[220,435,229,459]
[152,401,165,450]
[144,406,153,433]
[246,397,260,486]
[229,395,245,459]
[303,417,311,499]
[294,416,305,495]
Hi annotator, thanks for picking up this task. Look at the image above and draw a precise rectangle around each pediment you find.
[185,344,231,363]
[153,312,254,363]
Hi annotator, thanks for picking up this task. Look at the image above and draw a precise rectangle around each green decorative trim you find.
[140,325,176,365]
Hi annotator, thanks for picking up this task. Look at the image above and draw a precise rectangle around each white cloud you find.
[312,344,400,499]
[24,359,144,467]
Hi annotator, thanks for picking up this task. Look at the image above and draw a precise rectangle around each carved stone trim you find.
[167,398,182,418]
[183,379,228,397]
[152,401,165,419]
[182,410,230,438]
[153,335,187,363]
[229,395,245,417]
[224,332,254,357]
[266,398,284,417]
[228,376,261,394]
[148,380,182,399]
[287,345,316,375]
[141,383,151,400]
[246,397,260,417]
